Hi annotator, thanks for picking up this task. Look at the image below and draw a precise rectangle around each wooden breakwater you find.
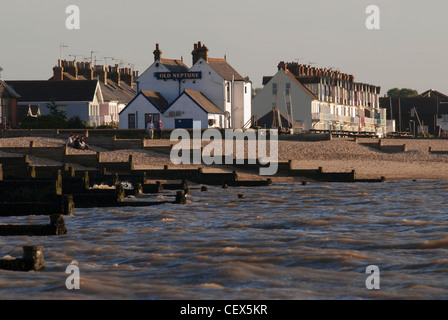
[359,139,408,153]
[0,246,45,272]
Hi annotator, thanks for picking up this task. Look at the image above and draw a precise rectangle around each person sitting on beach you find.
[67,133,75,147]
[73,136,81,149]
[79,136,90,150]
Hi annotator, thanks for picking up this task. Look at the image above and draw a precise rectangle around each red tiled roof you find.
[207,58,244,81]
[141,90,169,112]
[184,90,223,114]
[160,58,189,73]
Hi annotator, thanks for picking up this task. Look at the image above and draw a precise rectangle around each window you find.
[226,83,231,103]
[286,83,291,95]
[272,83,277,95]
[145,113,160,129]
[128,114,136,129]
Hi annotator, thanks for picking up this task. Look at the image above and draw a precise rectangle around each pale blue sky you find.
[1,0,447,94]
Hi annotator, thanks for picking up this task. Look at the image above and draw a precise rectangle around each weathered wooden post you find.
[23,246,45,271]
[429,146,432,153]
[50,214,67,235]
[129,155,135,171]
[134,183,143,196]
[402,144,407,152]
[29,141,35,155]
[351,170,356,181]
[175,191,186,204]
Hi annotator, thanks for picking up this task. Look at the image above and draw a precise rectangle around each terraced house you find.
[253,61,387,137]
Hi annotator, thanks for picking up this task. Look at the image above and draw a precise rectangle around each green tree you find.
[46,99,67,118]
[387,88,419,98]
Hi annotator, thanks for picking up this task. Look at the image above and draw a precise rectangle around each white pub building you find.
[119,42,251,129]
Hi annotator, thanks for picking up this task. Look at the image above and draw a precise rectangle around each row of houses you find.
[2,44,447,136]
[0,60,137,129]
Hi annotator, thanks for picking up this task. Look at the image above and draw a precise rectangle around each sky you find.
[1,0,447,95]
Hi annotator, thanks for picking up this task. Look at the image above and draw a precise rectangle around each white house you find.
[252,62,387,136]
[163,90,224,129]
[121,42,250,129]
[118,90,168,129]
[6,80,104,127]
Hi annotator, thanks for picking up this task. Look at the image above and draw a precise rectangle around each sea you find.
[1,179,448,301]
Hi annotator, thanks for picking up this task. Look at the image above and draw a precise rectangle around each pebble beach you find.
[1,136,448,181]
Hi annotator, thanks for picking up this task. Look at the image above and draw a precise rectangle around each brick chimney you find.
[108,65,120,86]
[277,61,287,71]
[153,43,162,62]
[94,65,107,84]
[62,60,78,79]
[192,41,209,65]
[77,61,94,80]
[120,67,134,86]
[52,60,64,81]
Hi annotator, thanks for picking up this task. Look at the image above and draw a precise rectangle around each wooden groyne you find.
[0,246,45,272]
[360,139,407,153]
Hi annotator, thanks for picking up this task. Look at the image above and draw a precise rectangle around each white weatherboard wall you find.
[252,69,315,129]
[137,61,182,104]
[182,59,225,112]
[162,93,209,129]
[118,94,161,129]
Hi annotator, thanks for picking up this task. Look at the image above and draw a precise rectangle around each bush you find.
[67,116,87,129]
[19,115,68,129]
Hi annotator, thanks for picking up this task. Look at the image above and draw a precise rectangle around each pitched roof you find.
[6,80,99,102]
[0,79,21,98]
[100,80,136,104]
[207,58,245,81]
[141,91,169,112]
[160,58,189,73]
[420,89,448,101]
[283,70,318,100]
[182,90,224,114]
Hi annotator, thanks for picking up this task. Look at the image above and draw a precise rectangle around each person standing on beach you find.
[156,120,163,139]
[147,120,154,139]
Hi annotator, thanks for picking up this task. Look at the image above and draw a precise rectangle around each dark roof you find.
[420,89,448,102]
[6,80,99,102]
[141,91,169,112]
[183,90,224,114]
[262,76,273,86]
[100,81,136,104]
[160,58,189,73]
[0,79,21,98]
[257,108,299,128]
[207,58,244,81]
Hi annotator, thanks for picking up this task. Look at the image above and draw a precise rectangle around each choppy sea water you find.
[1,180,448,300]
